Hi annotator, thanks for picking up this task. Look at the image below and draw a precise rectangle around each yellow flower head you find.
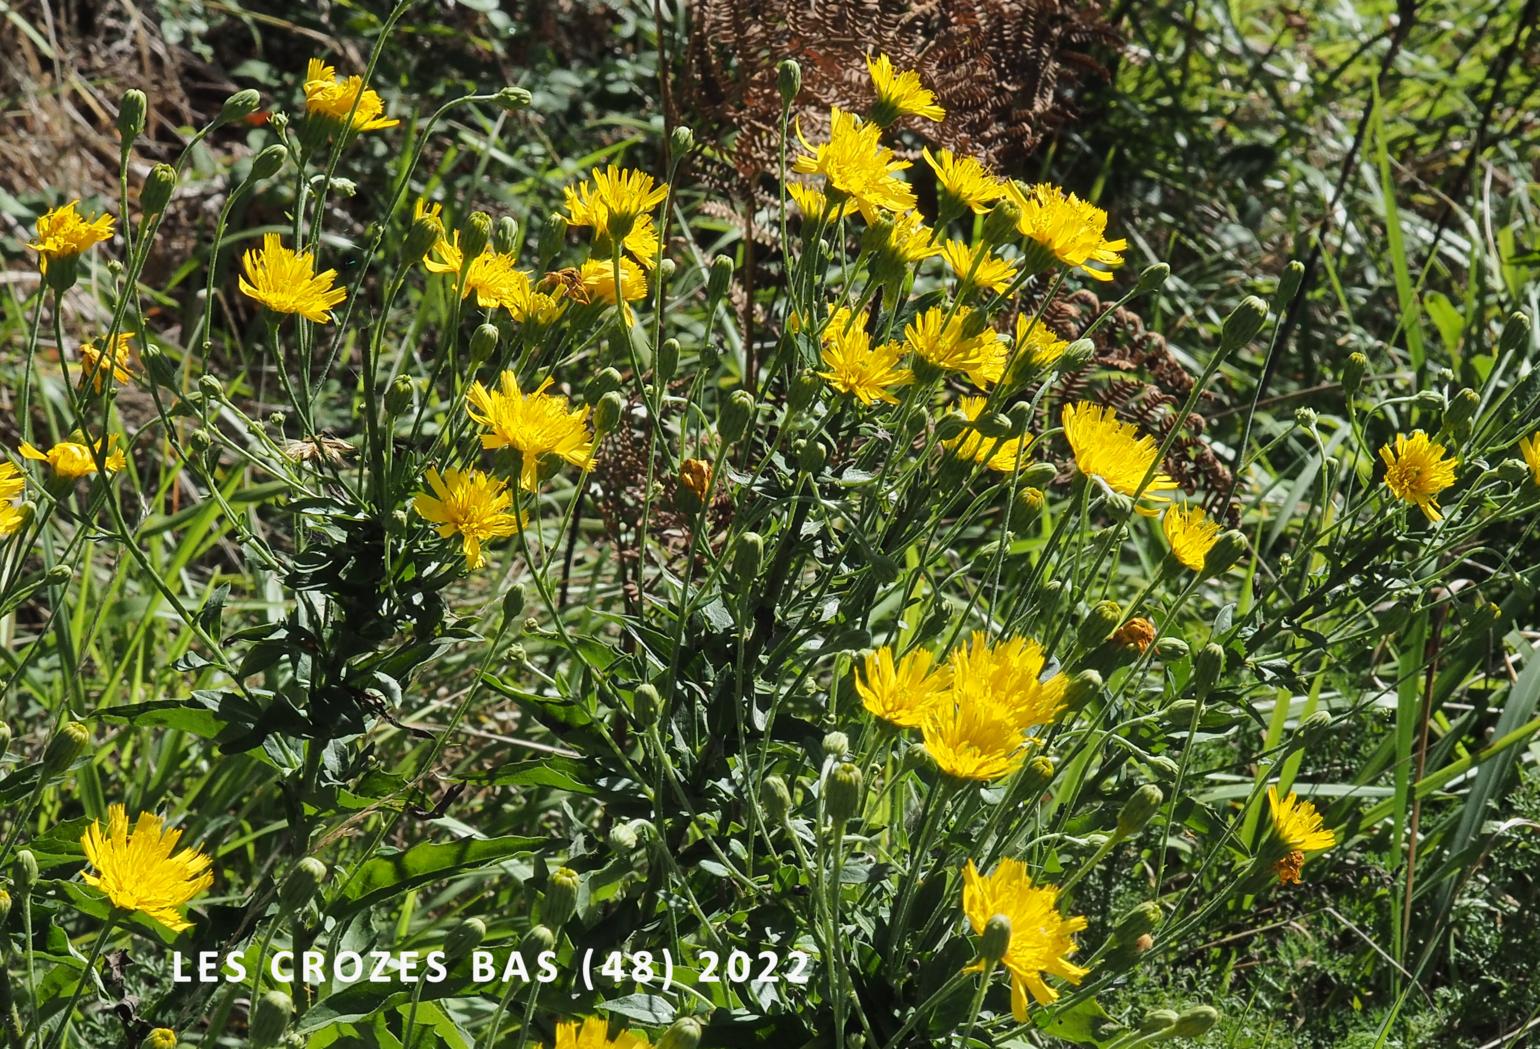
[238,233,347,323]
[28,200,114,267]
[787,182,854,223]
[0,502,24,538]
[1161,504,1221,572]
[1520,430,1540,487]
[1267,785,1335,884]
[1061,402,1177,511]
[961,858,1089,1020]
[1003,182,1126,281]
[466,372,597,492]
[922,148,1005,214]
[942,240,1019,294]
[0,461,24,503]
[303,58,399,132]
[422,233,535,312]
[855,646,950,728]
[578,257,649,322]
[793,107,917,223]
[922,697,1028,782]
[947,630,1066,733]
[1013,314,1069,371]
[81,805,213,932]
[817,307,913,405]
[866,54,945,124]
[79,333,137,393]
[563,165,670,246]
[144,1030,178,1049]
[413,468,523,570]
[1379,430,1457,522]
[20,434,127,478]
[944,397,1034,475]
[903,306,1006,388]
[551,1017,651,1049]
[877,211,943,265]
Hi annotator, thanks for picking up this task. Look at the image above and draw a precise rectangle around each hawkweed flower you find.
[948,631,1067,734]
[922,148,1004,214]
[1012,314,1069,372]
[1379,430,1457,522]
[962,858,1089,1020]
[302,57,399,133]
[793,107,917,222]
[466,372,597,492]
[563,164,670,244]
[143,1030,177,1049]
[903,306,1005,388]
[578,257,648,322]
[81,805,214,932]
[552,1017,651,1049]
[1,460,27,502]
[1002,182,1126,281]
[20,433,127,478]
[79,333,137,392]
[1266,785,1335,885]
[1162,504,1221,571]
[877,210,943,266]
[1062,402,1177,511]
[238,233,347,322]
[855,646,949,728]
[942,240,1019,294]
[413,468,523,570]
[816,306,912,405]
[787,182,854,223]
[1520,430,1540,487]
[922,698,1029,781]
[945,397,1034,475]
[866,54,945,125]
[28,200,114,272]
[423,234,536,312]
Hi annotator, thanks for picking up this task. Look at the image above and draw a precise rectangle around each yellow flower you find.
[793,107,917,223]
[0,503,24,538]
[787,182,854,223]
[922,698,1027,782]
[303,57,399,132]
[866,53,945,124]
[878,211,943,265]
[20,434,127,478]
[238,233,347,323]
[944,397,1034,475]
[0,461,26,502]
[28,200,114,269]
[563,165,670,245]
[422,234,532,311]
[79,333,137,392]
[144,1030,178,1049]
[1520,430,1540,487]
[1267,785,1335,885]
[551,1017,651,1049]
[947,631,1066,734]
[1002,182,1126,281]
[922,148,1005,213]
[413,468,523,570]
[902,306,1005,388]
[578,257,648,322]
[855,646,949,728]
[1379,430,1458,522]
[466,372,597,492]
[1161,504,1220,571]
[961,858,1089,1020]
[941,240,1018,293]
[80,805,213,932]
[1061,402,1177,511]
[1012,314,1069,371]
[816,307,912,405]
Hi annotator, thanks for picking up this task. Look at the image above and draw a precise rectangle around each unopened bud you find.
[250,144,288,182]
[719,390,755,443]
[543,867,580,929]
[14,850,38,897]
[1273,259,1305,310]
[1499,312,1530,356]
[118,89,148,143]
[403,214,442,266]
[41,722,89,777]
[1018,755,1055,797]
[796,438,827,475]
[825,762,864,825]
[1193,643,1224,698]
[217,89,261,125]
[1203,530,1247,576]
[777,60,802,106]
[764,775,792,824]
[1140,1009,1179,1034]
[1220,296,1268,352]
[656,338,680,384]
[494,86,533,111]
[974,411,1014,439]
[935,412,969,442]
[981,199,1021,246]
[249,990,293,1047]
[1114,900,1162,941]
[460,212,492,263]
[632,683,661,721]
[1009,487,1045,532]
[279,857,326,912]
[658,1017,702,1049]
[1116,784,1163,839]
[707,255,734,305]
[1077,600,1122,651]
[469,323,499,365]
[1445,387,1478,429]
[731,532,763,588]
[1154,637,1189,661]
[586,367,624,403]
[788,370,821,413]
[1171,1006,1219,1038]
[520,924,555,954]
[979,914,1012,962]
[1136,263,1170,294]
[142,164,177,217]
[444,917,486,960]
[198,374,224,400]
[1496,458,1530,484]
[1062,669,1102,712]
[0,723,11,762]
[1342,352,1368,398]
[1414,390,1446,411]
[493,215,519,255]
[593,391,624,438]
[822,731,849,760]
[141,1029,177,1049]
[537,213,568,261]
[384,376,415,417]
[1059,338,1095,371]
[670,125,695,157]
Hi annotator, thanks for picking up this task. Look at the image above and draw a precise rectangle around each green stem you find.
[42,914,117,1049]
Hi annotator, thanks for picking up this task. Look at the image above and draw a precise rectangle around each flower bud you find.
[776,60,801,106]
[1496,457,1530,484]
[1061,669,1102,712]
[821,731,849,760]
[1342,352,1368,398]
[707,254,734,306]
[1220,295,1268,352]
[935,412,969,442]
[764,775,792,824]
[41,721,89,778]
[14,850,38,897]
[537,213,568,262]
[142,164,177,217]
[1203,530,1247,576]
[1154,637,1188,661]
[1114,900,1161,941]
[118,89,148,143]
[249,990,293,1048]
[279,857,325,913]
[460,211,493,263]
[1414,390,1446,411]
[787,370,821,414]
[824,762,864,825]
[633,683,661,721]
[493,215,520,255]
[585,367,624,404]
[1015,461,1056,489]
[981,199,1022,246]
[677,458,712,513]
[444,917,487,960]
[1500,311,1530,356]
[1077,600,1121,651]
[1008,487,1044,532]
[495,86,533,111]
[198,374,224,401]
[658,1017,703,1049]
[973,411,1014,439]
[217,89,261,125]
[0,722,11,762]
[1018,755,1055,798]
[141,1028,178,1049]
[718,390,755,443]
[384,376,415,417]
[543,867,580,929]
[979,914,1012,962]
[1445,387,1478,429]
[670,125,695,157]
[1170,1006,1219,1038]
[656,338,680,384]
[796,438,827,475]
[593,391,624,438]
[1273,259,1305,310]
[726,533,764,593]
[520,924,556,955]
[1193,643,1224,698]
[0,888,12,931]
[1116,784,1163,839]
[1136,263,1170,294]
[250,144,288,182]
[469,323,500,366]
[1139,1009,1179,1034]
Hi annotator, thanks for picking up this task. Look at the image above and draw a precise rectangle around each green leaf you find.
[330,834,544,918]
[601,993,676,1025]
[1035,995,1121,1046]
